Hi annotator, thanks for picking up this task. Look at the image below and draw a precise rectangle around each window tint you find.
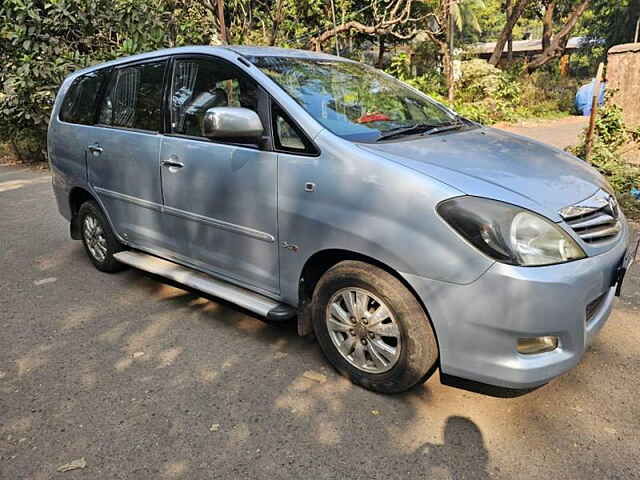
[272,103,316,154]
[169,58,259,137]
[99,61,166,131]
[59,70,108,125]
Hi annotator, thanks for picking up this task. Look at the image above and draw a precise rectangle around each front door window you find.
[169,58,260,139]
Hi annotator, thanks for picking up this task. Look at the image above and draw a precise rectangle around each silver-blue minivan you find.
[48,46,635,394]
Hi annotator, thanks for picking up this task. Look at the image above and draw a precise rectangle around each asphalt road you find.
[1,164,639,479]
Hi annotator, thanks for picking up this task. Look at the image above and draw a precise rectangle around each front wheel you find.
[311,261,439,394]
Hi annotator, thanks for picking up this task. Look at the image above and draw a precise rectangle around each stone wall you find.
[608,43,640,127]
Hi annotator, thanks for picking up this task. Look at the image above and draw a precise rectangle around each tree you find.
[307,0,428,51]
[0,0,215,161]
[488,0,532,65]
[451,0,486,34]
[526,0,590,71]
[580,0,640,52]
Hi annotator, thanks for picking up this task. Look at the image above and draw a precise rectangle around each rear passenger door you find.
[87,59,175,252]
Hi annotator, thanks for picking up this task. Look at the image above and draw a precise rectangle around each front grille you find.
[565,209,620,243]
[586,294,606,324]
[560,190,621,244]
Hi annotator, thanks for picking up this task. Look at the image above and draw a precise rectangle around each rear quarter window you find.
[59,70,108,125]
[98,61,166,132]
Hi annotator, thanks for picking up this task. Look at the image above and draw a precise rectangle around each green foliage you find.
[0,0,621,162]
[569,102,640,218]
[451,0,485,34]
[0,0,223,161]
[387,53,413,81]
[395,58,574,125]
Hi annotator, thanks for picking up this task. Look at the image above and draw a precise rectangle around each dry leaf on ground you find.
[302,371,327,383]
[57,457,87,472]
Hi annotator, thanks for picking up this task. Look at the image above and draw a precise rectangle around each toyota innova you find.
[49,46,635,393]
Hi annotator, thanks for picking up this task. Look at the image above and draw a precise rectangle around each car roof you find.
[72,45,349,78]
[223,45,345,61]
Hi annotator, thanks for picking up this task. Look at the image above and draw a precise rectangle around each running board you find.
[114,250,296,321]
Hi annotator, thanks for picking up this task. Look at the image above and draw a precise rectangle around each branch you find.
[308,0,421,51]
[527,0,590,72]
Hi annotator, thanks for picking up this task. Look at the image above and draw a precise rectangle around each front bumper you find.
[404,220,631,389]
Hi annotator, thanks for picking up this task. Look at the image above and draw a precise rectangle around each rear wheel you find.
[311,260,438,393]
[78,200,126,273]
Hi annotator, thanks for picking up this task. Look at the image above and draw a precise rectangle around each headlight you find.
[438,196,585,266]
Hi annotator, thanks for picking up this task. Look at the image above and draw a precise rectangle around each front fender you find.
[277,130,494,306]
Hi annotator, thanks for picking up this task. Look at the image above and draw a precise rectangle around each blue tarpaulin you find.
[576,79,606,116]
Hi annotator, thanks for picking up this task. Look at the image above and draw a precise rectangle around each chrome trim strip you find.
[162,205,275,243]
[559,189,618,221]
[94,186,162,212]
[579,223,620,241]
[93,186,275,243]
[568,213,615,230]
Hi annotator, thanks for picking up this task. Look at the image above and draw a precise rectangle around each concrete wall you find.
[608,43,640,127]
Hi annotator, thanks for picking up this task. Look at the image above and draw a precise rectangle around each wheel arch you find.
[68,187,97,239]
[297,248,441,355]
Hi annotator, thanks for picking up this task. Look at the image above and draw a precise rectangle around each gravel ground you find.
[1,164,639,480]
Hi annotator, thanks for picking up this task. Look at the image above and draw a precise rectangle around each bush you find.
[389,56,577,125]
[0,0,216,162]
[568,102,640,219]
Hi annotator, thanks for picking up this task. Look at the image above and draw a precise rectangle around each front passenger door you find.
[160,56,280,294]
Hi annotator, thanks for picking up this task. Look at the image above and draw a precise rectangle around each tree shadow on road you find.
[2,263,639,479]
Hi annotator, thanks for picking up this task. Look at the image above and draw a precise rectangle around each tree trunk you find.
[506,0,513,61]
[527,0,590,72]
[10,139,24,163]
[443,45,454,102]
[559,54,570,76]
[489,0,531,66]
[269,0,284,46]
[541,1,556,51]
[217,0,227,44]
[376,35,385,68]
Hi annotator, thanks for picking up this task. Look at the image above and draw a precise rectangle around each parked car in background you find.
[49,46,635,394]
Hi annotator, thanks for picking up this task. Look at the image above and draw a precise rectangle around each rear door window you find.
[59,70,109,125]
[99,60,167,132]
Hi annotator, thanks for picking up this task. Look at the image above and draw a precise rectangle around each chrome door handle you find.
[161,159,184,167]
[88,144,103,155]
[161,158,184,172]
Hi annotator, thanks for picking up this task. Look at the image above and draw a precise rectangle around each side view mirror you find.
[202,107,264,141]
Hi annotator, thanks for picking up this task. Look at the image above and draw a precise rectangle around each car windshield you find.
[248,56,459,143]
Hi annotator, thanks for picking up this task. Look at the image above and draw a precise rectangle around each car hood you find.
[358,127,608,221]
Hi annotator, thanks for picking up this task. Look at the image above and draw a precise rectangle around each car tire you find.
[78,200,126,273]
[311,260,438,394]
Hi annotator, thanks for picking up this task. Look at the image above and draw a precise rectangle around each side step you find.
[114,250,296,321]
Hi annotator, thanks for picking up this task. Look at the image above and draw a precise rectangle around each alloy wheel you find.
[325,287,401,374]
[83,214,108,263]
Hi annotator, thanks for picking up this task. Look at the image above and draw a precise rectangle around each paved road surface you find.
[1,165,639,479]
[497,116,588,150]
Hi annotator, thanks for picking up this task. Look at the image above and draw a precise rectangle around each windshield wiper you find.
[425,123,464,135]
[376,122,463,141]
